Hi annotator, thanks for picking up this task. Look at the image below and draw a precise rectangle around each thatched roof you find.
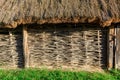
[0,0,120,28]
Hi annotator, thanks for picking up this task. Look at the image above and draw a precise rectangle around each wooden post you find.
[9,31,16,68]
[115,25,120,69]
[23,26,29,68]
[97,30,101,67]
[107,26,115,69]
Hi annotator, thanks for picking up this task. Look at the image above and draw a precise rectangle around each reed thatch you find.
[0,0,120,28]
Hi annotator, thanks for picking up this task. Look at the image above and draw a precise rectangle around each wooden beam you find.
[115,25,120,69]
[107,26,114,70]
[23,26,29,68]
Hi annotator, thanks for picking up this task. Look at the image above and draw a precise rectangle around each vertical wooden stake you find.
[84,29,88,66]
[107,26,114,70]
[9,31,16,68]
[23,26,29,68]
[97,30,100,67]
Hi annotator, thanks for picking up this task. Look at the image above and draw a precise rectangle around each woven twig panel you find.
[0,29,24,68]
[28,25,107,69]
[0,34,13,68]
[11,34,24,68]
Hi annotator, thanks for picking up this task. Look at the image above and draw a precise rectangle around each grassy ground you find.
[0,69,119,80]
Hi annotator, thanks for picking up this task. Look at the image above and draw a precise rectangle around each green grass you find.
[0,69,119,80]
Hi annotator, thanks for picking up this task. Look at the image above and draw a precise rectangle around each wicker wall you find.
[11,34,24,68]
[0,29,24,68]
[0,33,13,68]
[0,24,108,70]
[27,24,108,70]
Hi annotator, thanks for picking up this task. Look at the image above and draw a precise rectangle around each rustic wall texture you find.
[27,24,108,70]
[0,24,108,70]
[0,28,24,69]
